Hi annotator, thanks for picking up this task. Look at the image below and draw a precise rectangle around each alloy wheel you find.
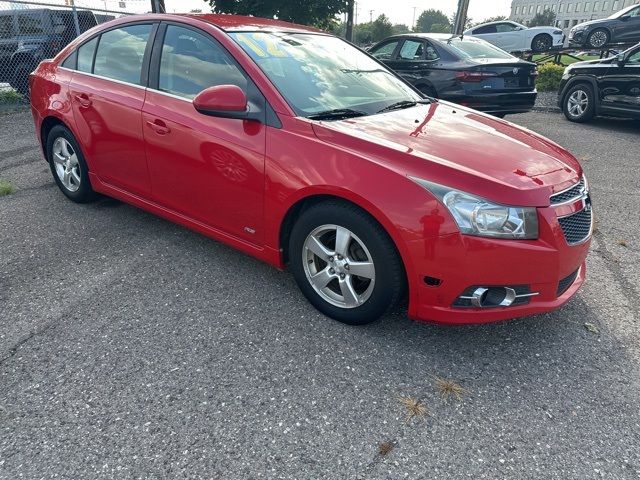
[302,224,376,309]
[589,30,608,48]
[567,90,589,118]
[52,137,81,192]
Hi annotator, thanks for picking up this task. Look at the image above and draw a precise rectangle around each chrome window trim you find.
[59,66,147,90]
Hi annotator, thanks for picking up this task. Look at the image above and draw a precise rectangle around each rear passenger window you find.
[158,25,247,99]
[77,36,98,73]
[399,40,424,60]
[94,24,151,85]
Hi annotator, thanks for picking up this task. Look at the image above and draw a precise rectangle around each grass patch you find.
[532,53,599,65]
[398,396,428,423]
[0,180,14,196]
[0,89,24,104]
[435,377,469,403]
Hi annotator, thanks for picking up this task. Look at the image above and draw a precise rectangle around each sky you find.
[160,0,514,26]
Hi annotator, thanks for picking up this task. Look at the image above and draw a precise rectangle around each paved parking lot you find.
[1,109,639,479]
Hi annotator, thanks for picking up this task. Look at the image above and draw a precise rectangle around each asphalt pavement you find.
[1,109,639,479]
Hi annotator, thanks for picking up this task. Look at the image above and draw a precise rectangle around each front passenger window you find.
[158,25,247,99]
[93,24,152,85]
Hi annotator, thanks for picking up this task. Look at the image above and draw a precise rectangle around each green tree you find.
[479,15,507,24]
[391,23,410,35]
[415,9,450,33]
[208,0,348,27]
[371,14,393,42]
[529,8,556,27]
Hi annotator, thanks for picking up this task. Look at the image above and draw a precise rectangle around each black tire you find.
[10,62,34,97]
[288,201,405,325]
[531,34,552,53]
[46,125,97,203]
[587,28,610,49]
[562,83,596,123]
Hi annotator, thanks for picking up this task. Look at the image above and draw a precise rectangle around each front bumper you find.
[448,91,537,115]
[568,30,588,46]
[407,206,590,325]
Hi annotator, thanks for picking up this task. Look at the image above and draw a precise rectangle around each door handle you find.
[74,94,91,108]
[146,120,171,135]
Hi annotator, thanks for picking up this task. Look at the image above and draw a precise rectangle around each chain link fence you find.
[0,0,138,110]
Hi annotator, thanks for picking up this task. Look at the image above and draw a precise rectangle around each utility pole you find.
[412,6,417,30]
[346,0,354,42]
[151,0,165,13]
[452,0,470,35]
[369,9,374,23]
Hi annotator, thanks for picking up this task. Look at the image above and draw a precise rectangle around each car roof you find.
[471,20,518,28]
[172,13,323,33]
[385,32,490,42]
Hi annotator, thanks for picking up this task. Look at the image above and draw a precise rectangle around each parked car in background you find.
[569,4,640,48]
[0,8,97,95]
[559,43,640,122]
[30,14,591,325]
[369,33,538,117]
[465,20,564,53]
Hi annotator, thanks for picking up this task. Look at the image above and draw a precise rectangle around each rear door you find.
[141,22,266,243]
[67,22,156,197]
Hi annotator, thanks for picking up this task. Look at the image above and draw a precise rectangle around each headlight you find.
[410,177,539,240]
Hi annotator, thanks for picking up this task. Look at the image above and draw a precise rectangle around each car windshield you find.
[229,32,422,117]
[446,37,514,60]
[608,4,640,18]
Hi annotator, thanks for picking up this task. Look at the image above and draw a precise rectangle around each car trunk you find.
[461,59,537,93]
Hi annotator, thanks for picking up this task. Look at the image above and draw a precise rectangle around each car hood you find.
[310,102,582,207]
[573,18,610,29]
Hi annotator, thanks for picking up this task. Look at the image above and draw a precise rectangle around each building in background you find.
[510,0,640,30]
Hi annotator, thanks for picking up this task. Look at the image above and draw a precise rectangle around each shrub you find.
[536,63,565,92]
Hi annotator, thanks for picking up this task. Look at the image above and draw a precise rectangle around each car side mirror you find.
[617,53,626,65]
[193,85,248,119]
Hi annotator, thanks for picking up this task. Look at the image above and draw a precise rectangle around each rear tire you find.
[531,34,552,53]
[587,29,610,49]
[562,83,596,123]
[288,201,405,325]
[46,125,97,203]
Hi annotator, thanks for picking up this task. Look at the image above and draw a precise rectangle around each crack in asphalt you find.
[0,253,145,367]
[592,230,640,319]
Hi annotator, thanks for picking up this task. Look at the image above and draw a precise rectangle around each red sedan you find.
[29,14,592,325]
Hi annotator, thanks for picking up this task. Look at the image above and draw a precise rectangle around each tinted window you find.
[398,40,423,60]
[474,24,497,34]
[158,25,246,99]
[16,13,46,35]
[94,24,151,84]
[447,38,514,60]
[425,42,439,61]
[77,36,98,73]
[496,23,518,33]
[370,40,399,60]
[628,49,640,63]
[0,15,12,39]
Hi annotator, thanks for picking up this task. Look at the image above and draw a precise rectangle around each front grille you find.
[550,178,585,205]
[558,207,592,245]
[557,268,580,296]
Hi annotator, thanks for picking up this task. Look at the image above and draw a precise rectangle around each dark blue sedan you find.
[369,34,538,117]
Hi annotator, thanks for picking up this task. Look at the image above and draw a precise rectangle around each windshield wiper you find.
[307,108,369,121]
[376,99,432,114]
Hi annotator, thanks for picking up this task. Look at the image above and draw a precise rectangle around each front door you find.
[68,23,154,197]
[600,47,640,115]
[142,23,266,244]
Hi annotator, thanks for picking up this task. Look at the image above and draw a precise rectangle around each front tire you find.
[289,201,405,325]
[587,29,610,49]
[46,125,97,203]
[562,83,595,123]
[531,34,552,53]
